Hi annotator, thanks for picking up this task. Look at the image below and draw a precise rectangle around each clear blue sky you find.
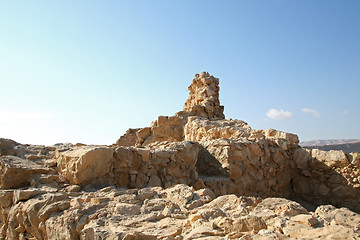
[1,1,359,145]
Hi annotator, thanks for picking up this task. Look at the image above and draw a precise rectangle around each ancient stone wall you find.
[197,139,295,198]
[115,128,140,147]
[55,141,201,190]
[292,148,360,212]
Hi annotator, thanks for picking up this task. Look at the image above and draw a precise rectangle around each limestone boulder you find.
[0,156,50,189]
[253,198,308,217]
[261,128,299,150]
[311,149,349,168]
[315,205,360,229]
[184,116,251,141]
[56,146,114,185]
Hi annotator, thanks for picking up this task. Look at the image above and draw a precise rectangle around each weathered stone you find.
[293,148,311,170]
[184,117,251,141]
[254,198,308,217]
[311,149,349,168]
[56,146,114,185]
[348,152,360,166]
[0,155,50,189]
[291,214,318,226]
[182,72,224,119]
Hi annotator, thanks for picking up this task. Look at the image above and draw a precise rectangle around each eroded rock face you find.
[1,72,360,239]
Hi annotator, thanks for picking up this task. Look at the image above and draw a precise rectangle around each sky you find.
[0,0,359,145]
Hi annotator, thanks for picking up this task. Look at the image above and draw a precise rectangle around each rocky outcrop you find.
[1,72,360,239]
[1,184,359,239]
[0,156,50,189]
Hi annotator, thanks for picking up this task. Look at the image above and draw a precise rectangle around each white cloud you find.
[266,109,294,120]
[0,110,51,122]
[301,108,321,118]
[343,110,349,115]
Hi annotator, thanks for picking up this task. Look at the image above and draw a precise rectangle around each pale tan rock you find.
[113,141,200,189]
[115,128,141,147]
[0,190,13,207]
[290,214,318,226]
[254,198,308,217]
[311,149,349,168]
[12,189,46,204]
[347,152,360,166]
[198,139,293,198]
[183,72,225,119]
[262,128,299,150]
[289,225,359,239]
[56,146,114,185]
[1,183,360,240]
[315,205,360,229]
[218,215,266,233]
[164,184,194,206]
[0,155,50,189]
[281,220,314,237]
[184,117,251,141]
[292,148,311,170]
[184,226,223,239]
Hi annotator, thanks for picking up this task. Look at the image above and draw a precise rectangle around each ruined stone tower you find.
[183,72,225,119]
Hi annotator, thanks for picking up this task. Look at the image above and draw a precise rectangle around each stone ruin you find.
[182,72,225,119]
[0,72,359,239]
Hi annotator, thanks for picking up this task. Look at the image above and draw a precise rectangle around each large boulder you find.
[56,146,114,185]
[0,156,50,189]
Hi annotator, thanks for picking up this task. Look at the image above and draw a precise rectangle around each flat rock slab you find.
[0,155,50,189]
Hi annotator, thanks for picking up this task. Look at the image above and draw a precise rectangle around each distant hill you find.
[300,139,360,153]
[300,139,360,146]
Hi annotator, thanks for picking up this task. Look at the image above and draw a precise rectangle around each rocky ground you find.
[1,72,359,239]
